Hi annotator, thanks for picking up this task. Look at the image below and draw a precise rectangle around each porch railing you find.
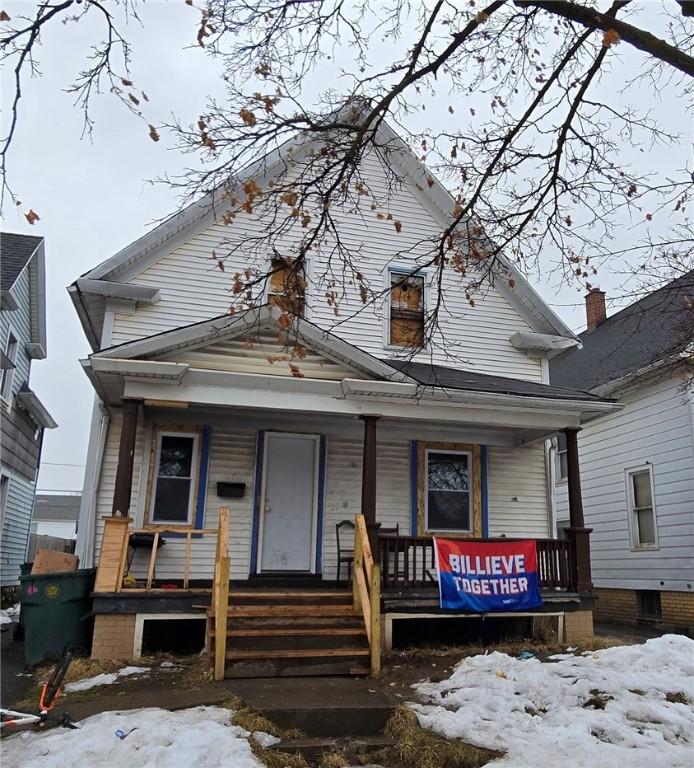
[353,514,381,676]
[378,534,575,592]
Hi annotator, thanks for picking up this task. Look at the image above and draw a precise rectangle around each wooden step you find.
[211,605,358,618]
[215,627,366,638]
[230,590,350,598]
[227,647,369,660]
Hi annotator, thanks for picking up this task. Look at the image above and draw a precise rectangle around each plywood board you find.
[31,549,78,575]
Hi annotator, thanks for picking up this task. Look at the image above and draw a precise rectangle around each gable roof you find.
[0,232,47,358]
[386,359,606,403]
[1,232,43,292]
[70,112,575,346]
[92,304,408,383]
[550,270,694,392]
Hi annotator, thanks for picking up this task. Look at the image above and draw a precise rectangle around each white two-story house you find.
[551,275,694,634]
[70,121,618,676]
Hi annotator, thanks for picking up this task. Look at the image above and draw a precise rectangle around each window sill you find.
[383,343,427,354]
[630,545,660,552]
[555,478,568,487]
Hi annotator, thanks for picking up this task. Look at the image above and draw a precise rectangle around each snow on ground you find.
[1,707,265,768]
[64,666,151,692]
[413,634,694,768]
[0,603,20,624]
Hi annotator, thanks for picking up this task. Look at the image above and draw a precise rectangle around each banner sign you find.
[434,538,543,612]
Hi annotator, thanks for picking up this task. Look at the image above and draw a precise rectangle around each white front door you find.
[259,433,318,572]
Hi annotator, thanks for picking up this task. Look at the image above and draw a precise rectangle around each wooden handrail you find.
[213,507,230,681]
[354,514,381,676]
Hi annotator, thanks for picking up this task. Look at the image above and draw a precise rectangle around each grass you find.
[379,706,501,768]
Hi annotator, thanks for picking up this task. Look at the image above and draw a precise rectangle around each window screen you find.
[152,434,196,523]
[426,451,471,531]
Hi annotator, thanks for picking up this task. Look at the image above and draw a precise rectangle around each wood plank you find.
[370,563,381,676]
[227,648,369,660]
[209,605,357,618]
[229,590,350,599]
[31,549,78,575]
[146,532,160,590]
[215,628,366,638]
[355,566,371,643]
[183,531,192,590]
[214,555,230,681]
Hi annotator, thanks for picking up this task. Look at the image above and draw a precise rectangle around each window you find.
[388,271,424,348]
[268,257,305,317]
[627,467,657,548]
[150,432,199,524]
[638,590,662,620]
[1,332,18,401]
[425,450,472,532]
[555,432,568,482]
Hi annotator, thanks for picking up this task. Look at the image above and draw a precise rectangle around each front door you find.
[259,433,318,572]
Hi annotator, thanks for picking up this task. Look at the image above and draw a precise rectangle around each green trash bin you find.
[19,568,96,666]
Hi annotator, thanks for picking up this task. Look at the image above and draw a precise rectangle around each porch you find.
[79,309,616,677]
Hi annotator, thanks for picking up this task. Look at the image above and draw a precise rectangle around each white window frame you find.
[0,474,10,526]
[625,465,658,551]
[555,433,568,484]
[424,448,473,534]
[384,266,428,351]
[1,330,19,404]
[149,431,200,526]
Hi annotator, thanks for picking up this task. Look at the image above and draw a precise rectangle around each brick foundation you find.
[564,609,594,644]
[595,588,694,633]
[91,614,136,659]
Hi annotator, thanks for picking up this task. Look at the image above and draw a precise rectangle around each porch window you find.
[425,450,472,532]
[388,271,424,348]
[150,432,199,525]
[555,432,568,482]
[627,466,657,548]
[268,257,305,317]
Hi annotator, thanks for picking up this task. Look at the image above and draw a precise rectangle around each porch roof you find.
[82,307,620,439]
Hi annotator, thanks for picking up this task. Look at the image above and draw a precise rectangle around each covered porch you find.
[80,308,618,676]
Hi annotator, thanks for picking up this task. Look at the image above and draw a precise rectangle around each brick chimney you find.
[585,287,606,330]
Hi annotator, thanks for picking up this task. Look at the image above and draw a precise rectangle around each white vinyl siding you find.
[554,375,694,591]
[0,470,36,585]
[487,443,550,538]
[90,409,548,583]
[109,150,543,383]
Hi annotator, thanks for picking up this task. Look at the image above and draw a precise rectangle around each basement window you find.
[388,271,424,349]
[637,591,662,621]
[150,432,199,525]
[267,257,305,317]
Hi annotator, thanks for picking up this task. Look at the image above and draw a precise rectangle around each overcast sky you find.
[1,1,689,492]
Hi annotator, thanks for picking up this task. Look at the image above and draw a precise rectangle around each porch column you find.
[360,415,380,556]
[564,427,593,594]
[111,400,141,517]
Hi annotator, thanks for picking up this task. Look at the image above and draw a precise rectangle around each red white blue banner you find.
[434,538,543,612]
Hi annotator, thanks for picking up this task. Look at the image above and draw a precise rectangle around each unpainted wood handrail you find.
[354,514,380,675]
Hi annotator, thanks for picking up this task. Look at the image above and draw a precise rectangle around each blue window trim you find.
[410,440,418,535]
[480,445,489,537]
[315,435,327,574]
[249,431,265,574]
[166,425,210,539]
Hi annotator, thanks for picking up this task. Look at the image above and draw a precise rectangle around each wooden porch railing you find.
[353,514,381,676]
[213,507,230,681]
[378,534,575,592]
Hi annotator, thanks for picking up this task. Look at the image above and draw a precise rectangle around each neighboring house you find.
[0,233,57,589]
[551,274,694,633]
[31,493,80,539]
[71,120,618,673]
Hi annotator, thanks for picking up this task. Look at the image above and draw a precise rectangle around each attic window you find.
[268,258,305,317]
[389,271,424,348]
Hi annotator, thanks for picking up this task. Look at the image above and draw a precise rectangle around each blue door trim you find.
[315,435,327,574]
[249,430,265,574]
[480,445,489,537]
